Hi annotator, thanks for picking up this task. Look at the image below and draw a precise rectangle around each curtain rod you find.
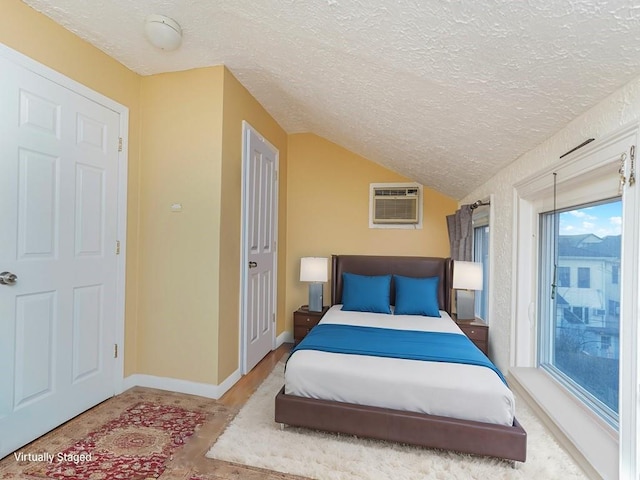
[469,200,490,210]
[559,138,595,158]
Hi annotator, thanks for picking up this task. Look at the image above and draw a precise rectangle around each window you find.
[514,125,639,477]
[472,203,490,321]
[577,267,590,288]
[539,199,621,426]
[611,265,619,284]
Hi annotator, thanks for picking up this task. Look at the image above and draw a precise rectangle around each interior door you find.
[242,123,278,373]
[0,53,120,458]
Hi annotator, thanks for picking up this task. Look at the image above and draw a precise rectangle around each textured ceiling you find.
[22,0,640,199]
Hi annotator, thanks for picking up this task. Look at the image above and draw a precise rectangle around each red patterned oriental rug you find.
[17,402,207,480]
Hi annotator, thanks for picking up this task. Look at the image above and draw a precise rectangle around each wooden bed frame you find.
[275,254,527,462]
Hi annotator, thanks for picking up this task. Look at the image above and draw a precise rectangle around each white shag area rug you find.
[207,362,587,480]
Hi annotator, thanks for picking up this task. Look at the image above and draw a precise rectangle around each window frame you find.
[538,198,622,428]
[472,206,491,322]
[511,123,640,478]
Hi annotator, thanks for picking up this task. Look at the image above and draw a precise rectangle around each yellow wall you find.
[3,0,457,389]
[285,133,457,330]
[137,68,224,384]
[0,0,142,376]
[218,69,288,380]
[136,66,288,385]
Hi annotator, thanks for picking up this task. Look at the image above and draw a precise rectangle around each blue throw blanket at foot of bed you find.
[290,323,507,386]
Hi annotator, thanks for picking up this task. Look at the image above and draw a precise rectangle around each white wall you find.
[461,74,640,373]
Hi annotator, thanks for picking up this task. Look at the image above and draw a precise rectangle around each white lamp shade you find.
[452,261,483,290]
[300,257,328,283]
[144,14,182,51]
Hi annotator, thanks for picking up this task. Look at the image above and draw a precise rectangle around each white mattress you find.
[285,305,515,426]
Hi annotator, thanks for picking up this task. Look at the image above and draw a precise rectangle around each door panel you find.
[19,89,61,135]
[243,125,278,373]
[14,292,56,408]
[75,165,105,255]
[72,285,103,382]
[0,52,120,458]
[18,150,58,258]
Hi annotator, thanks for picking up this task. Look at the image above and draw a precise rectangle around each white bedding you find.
[285,305,515,426]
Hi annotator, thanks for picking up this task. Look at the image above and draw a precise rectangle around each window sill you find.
[509,367,618,480]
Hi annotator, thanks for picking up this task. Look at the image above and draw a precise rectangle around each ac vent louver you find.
[372,186,419,224]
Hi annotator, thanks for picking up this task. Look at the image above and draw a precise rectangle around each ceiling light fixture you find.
[144,14,182,51]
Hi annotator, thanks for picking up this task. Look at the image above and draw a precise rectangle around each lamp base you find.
[456,290,476,320]
[308,283,323,312]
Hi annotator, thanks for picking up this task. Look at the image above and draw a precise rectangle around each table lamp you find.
[300,257,328,312]
[452,260,483,320]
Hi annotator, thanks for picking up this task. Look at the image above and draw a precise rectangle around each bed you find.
[275,255,527,462]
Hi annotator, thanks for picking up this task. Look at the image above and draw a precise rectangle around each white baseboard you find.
[123,337,291,400]
[276,330,293,347]
[123,368,242,400]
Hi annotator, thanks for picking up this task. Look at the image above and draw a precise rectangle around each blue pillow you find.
[393,275,441,317]
[341,273,392,314]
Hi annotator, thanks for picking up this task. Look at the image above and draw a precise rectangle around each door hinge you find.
[275,170,278,181]
[114,344,118,358]
[118,137,123,152]
[273,313,276,323]
[115,240,121,255]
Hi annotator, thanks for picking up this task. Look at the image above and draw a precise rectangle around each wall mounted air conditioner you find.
[371,185,420,225]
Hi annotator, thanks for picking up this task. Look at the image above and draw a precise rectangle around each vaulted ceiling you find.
[22,0,640,199]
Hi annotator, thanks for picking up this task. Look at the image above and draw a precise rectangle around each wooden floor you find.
[1,344,590,480]
[218,344,290,409]
[0,344,308,480]
[162,343,307,480]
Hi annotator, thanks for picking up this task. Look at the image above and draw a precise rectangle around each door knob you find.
[248,261,257,268]
[0,271,17,286]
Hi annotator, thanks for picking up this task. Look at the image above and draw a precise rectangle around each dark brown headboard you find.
[330,255,453,313]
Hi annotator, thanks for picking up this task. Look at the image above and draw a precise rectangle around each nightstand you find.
[452,315,489,355]
[293,305,329,344]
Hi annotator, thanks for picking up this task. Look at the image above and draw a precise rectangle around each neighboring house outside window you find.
[578,267,591,288]
[558,266,570,287]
